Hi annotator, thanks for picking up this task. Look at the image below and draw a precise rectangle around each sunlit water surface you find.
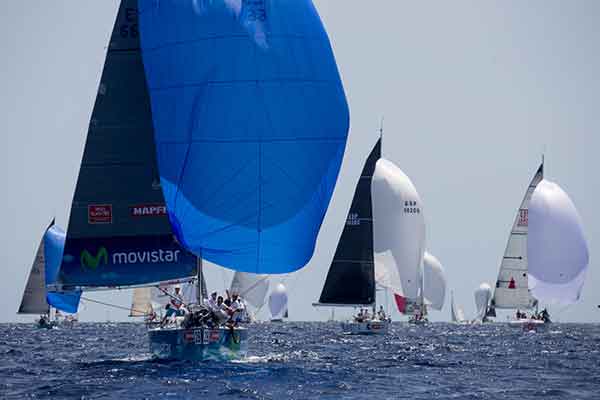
[1,322,599,399]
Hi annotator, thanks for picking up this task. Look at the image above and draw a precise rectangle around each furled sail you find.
[491,164,543,310]
[18,222,53,314]
[138,0,350,274]
[474,283,492,321]
[527,180,589,304]
[317,139,380,306]
[450,291,465,323]
[230,272,269,310]
[56,0,196,289]
[372,159,425,308]
[269,283,288,320]
[423,252,446,311]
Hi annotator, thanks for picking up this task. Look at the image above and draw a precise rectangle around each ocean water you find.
[1,322,599,399]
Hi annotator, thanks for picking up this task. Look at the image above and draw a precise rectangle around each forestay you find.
[372,159,425,305]
[423,252,446,311]
[491,164,543,310]
[56,0,196,289]
[230,272,269,310]
[528,180,589,304]
[138,0,350,274]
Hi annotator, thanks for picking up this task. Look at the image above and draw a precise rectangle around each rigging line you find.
[80,296,146,315]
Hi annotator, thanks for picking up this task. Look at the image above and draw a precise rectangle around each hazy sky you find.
[1,1,598,323]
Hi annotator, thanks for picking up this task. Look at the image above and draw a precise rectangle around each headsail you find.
[527,180,589,304]
[372,159,425,308]
[44,226,82,313]
[18,221,53,314]
[56,0,196,289]
[230,272,269,310]
[138,0,350,274]
[423,252,446,311]
[491,163,543,310]
[130,287,153,317]
[317,139,380,306]
[269,283,288,320]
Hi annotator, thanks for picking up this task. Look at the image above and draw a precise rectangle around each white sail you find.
[450,291,465,323]
[18,232,49,315]
[372,158,425,305]
[492,164,543,310]
[527,180,589,304]
[423,252,446,311]
[268,283,288,320]
[230,272,269,310]
[474,283,493,321]
[130,288,153,317]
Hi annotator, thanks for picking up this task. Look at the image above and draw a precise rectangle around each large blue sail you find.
[57,0,197,289]
[139,0,349,274]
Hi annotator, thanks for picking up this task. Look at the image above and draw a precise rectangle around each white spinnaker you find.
[372,158,425,303]
[528,180,589,304]
[130,288,153,317]
[268,283,288,320]
[474,283,492,321]
[423,252,446,311]
[450,291,465,323]
[492,164,543,309]
[230,271,269,310]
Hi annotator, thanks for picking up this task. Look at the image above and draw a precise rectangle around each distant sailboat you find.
[489,163,543,323]
[230,272,270,320]
[373,159,426,325]
[268,283,288,322]
[450,290,466,324]
[314,139,390,334]
[18,220,80,329]
[422,252,447,314]
[473,283,493,323]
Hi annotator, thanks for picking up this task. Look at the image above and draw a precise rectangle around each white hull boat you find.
[341,320,390,335]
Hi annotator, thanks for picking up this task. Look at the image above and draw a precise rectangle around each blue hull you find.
[148,327,248,361]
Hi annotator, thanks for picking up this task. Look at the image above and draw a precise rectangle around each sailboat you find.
[420,251,447,321]
[314,139,389,334]
[230,272,270,321]
[450,290,466,324]
[473,283,493,323]
[50,0,348,360]
[374,159,427,326]
[268,283,288,322]
[489,163,543,324]
[18,220,81,329]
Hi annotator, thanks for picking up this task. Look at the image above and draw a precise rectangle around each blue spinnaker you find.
[139,0,350,274]
[44,225,82,314]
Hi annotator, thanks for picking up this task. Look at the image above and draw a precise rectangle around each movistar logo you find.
[80,247,108,270]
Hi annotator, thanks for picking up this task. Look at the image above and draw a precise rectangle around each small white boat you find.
[508,318,545,331]
[269,283,288,322]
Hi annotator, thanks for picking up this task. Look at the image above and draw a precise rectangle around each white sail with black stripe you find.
[491,163,543,311]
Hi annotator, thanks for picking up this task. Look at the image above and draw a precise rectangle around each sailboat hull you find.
[148,326,248,361]
[508,319,547,331]
[341,320,390,335]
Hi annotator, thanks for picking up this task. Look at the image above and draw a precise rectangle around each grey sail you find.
[56,0,196,289]
[316,139,381,306]
[18,221,54,314]
[491,163,543,310]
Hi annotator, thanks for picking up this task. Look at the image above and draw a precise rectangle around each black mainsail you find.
[316,139,381,306]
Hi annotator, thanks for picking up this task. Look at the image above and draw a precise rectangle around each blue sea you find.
[1,322,599,399]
